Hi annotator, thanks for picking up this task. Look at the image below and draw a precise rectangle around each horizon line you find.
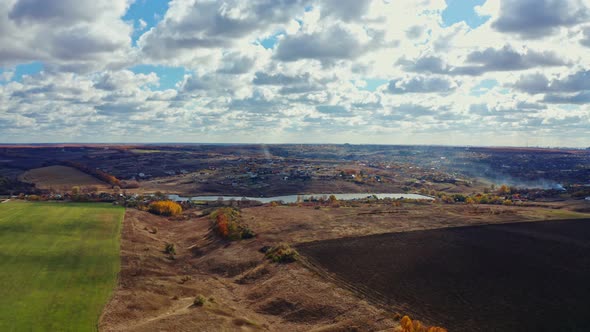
[0,142,588,150]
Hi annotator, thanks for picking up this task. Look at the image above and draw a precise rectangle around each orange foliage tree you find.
[399,315,447,332]
[148,200,183,216]
[210,207,254,240]
[216,212,230,238]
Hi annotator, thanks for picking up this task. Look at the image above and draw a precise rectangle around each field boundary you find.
[96,208,126,332]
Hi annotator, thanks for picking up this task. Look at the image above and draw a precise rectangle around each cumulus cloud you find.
[387,76,457,94]
[1,0,590,145]
[581,26,590,47]
[513,71,590,104]
[514,71,590,94]
[0,0,133,72]
[462,46,566,71]
[138,0,310,62]
[543,92,590,104]
[512,73,551,94]
[492,0,590,39]
[320,0,372,22]
[275,23,382,63]
[399,46,566,76]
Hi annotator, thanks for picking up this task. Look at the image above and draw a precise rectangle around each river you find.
[167,193,434,203]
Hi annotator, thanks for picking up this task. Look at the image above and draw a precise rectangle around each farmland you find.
[97,199,589,331]
[0,201,124,331]
[4,144,589,198]
[298,219,590,331]
[0,143,589,331]
[19,165,109,191]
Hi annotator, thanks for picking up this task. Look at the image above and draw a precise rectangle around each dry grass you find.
[99,209,398,331]
[241,202,590,244]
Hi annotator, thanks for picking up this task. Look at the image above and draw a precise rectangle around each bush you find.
[27,195,41,201]
[210,207,255,240]
[148,200,183,216]
[193,294,207,307]
[164,243,176,255]
[265,243,298,263]
[241,226,255,239]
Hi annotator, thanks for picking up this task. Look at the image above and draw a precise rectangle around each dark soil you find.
[298,218,590,332]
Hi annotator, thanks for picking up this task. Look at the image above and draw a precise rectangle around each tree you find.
[498,184,510,195]
[329,195,338,204]
[148,201,183,216]
[216,213,229,238]
[71,186,80,195]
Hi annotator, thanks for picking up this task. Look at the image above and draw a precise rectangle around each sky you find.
[1,0,590,147]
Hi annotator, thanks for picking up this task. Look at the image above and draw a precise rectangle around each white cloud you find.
[0,0,589,146]
[0,0,134,72]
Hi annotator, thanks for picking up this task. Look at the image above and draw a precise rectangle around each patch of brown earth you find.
[100,202,588,331]
[99,209,398,331]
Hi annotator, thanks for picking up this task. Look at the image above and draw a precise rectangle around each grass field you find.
[0,201,124,331]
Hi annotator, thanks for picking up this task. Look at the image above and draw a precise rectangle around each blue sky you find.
[124,0,169,44]
[442,0,490,28]
[1,0,589,147]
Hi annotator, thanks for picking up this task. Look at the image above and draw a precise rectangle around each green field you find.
[0,201,124,332]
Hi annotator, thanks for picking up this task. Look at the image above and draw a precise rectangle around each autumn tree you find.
[216,212,229,238]
[498,184,511,195]
[210,207,254,240]
[398,315,447,332]
[148,200,183,216]
[71,186,80,195]
[329,194,338,203]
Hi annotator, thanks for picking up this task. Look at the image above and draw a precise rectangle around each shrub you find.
[148,200,182,216]
[164,243,176,255]
[210,207,255,240]
[265,243,298,263]
[241,226,255,239]
[27,195,41,201]
[193,294,207,307]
